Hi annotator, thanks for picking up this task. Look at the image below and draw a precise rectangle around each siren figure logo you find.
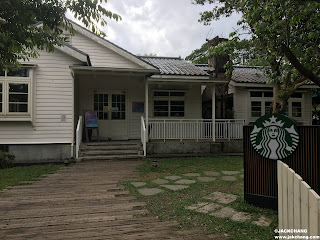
[250,115,299,160]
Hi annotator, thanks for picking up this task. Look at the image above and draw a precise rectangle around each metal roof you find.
[231,66,269,83]
[139,56,209,76]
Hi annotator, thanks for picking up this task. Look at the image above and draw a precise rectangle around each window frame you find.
[153,90,185,118]
[0,68,33,118]
[249,90,304,120]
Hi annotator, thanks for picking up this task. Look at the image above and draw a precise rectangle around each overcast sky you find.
[68,0,242,59]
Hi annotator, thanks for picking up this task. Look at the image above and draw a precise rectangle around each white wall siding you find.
[71,33,142,69]
[233,87,249,124]
[0,49,80,144]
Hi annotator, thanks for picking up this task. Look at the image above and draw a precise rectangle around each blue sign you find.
[85,110,98,128]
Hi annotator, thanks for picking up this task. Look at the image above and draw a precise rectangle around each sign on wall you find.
[132,102,144,113]
[250,114,299,160]
[84,110,98,128]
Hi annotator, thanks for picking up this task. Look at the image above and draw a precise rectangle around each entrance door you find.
[93,91,128,140]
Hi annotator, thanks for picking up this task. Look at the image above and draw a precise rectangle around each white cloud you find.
[68,0,242,59]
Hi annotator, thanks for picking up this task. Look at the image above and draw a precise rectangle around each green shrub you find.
[0,151,14,169]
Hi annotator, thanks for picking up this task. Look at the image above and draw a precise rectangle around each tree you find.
[185,42,209,64]
[0,0,121,70]
[193,0,320,113]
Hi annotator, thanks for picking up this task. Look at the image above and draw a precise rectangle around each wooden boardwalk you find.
[0,161,210,240]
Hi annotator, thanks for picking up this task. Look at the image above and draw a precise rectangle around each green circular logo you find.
[250,114,299,160]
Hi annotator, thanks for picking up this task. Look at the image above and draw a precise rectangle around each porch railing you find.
[148,119,245,141]
[141,116,147,156]
[75,116,83,159]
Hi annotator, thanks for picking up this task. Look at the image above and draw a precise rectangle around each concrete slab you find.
[152,179,169,185]
[221,176,237,181]
[164,175,182,180]
[211,207,236,218]
[185,202,209,210]
[231,212,251,222]
[138,188,163,196]
[197,177,216,182]
[182,173,201,177]
[196,203,223,213]
[203,171,221,177]
[161,185,189,191]
[204,192,237,204]
[131,182,146,187]
[222,171,240,175]
[252,216,272,227]
[175,179,196,185]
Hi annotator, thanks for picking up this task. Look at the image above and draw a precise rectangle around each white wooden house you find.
[1,21,239,163]
[229,66,316,125]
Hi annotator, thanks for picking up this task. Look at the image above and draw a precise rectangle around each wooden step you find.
[80,145,139,151]
[83,140,140,147]
[80,150,138,156]
[78,155,143,161]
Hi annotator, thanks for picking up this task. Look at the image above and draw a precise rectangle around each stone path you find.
[185,191,272,227]
[130,170,243,196]
[130,170,271,228]
[0,161,212,240]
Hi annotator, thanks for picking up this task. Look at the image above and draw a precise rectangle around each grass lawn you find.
[0,164,63,190]
[125,157,278,240]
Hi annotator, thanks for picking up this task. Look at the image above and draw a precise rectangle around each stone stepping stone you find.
[240,174,244,178]
[182,173,201,177]
[204,192,237,204]
[211,207,236,218]
[164,175,182,180]
[197,177,216,182]
[222,171,240,175]
[175,179,196,185]
[196,203,223,214]
[131,182,146,187]
[221,176,237,181]
[204,171,220,177]
[185,202,209,210]
[152,179,169,185]
[252,216,272,227]
[161,185,189,191]
[231,212,251,222]
[138,188,163,196]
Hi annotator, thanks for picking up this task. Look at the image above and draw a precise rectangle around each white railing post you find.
[163,119,166,142]
[75,116,83,159]
[228,120,231,141]
[141,116,147,156]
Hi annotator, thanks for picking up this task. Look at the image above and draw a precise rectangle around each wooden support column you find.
[145,79,149,142]
[212,84,216,142]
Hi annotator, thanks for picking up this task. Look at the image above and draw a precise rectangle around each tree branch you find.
[281,44,320,86]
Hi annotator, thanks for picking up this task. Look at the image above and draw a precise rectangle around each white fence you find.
[278,161,320,237]
[75,116,83,159]
[140,116,147,156]
[148,119,245,141]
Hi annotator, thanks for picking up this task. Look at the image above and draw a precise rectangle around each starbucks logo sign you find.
[250,114,299,160]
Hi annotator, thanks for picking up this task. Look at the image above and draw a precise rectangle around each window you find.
[251,101,262,117]
[250,90,303,119]
[0,83,2,113]
[153,90,185,117]
[94,94,108,120]
[250,91,273,118]
[292,102,302,117]
[112,94,126,120]
[9,83,28,113]
[0,68,31,116]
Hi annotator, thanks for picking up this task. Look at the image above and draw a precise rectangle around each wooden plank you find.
[293,173,303,233]
[288,168,295,229]
[301,181,311,236]
[277,161,283,230]
[282,163,289,230]
[309,189,320,236]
